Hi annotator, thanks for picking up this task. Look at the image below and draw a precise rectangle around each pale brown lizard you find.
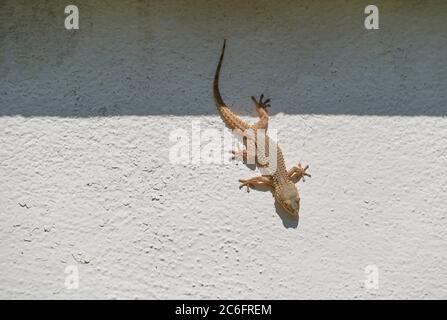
[213,40,311,217]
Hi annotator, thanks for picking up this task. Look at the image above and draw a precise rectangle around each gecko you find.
[213,40,311,217]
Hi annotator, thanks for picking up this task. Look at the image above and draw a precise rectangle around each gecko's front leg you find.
[239,175,273,193]
[288,163,311,182]
[230,144,270,167]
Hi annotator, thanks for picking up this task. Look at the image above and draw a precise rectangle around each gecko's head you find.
[277,183,301,217]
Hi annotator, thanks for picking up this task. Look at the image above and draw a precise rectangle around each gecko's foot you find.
[238,179,253,193]
[297,163,311,182]
[230,146,247,162]
[251,94,271,109]
[291,163,311,182]
[230,150,239,160]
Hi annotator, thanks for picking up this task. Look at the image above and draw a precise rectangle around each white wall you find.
[0,0,446,299]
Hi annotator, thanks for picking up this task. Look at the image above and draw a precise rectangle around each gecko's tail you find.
[213,39,226,108]
[213,40,250,131]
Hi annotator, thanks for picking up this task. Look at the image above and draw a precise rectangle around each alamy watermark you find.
[64,5,79,30]
[63,4,380,31]
[364,5,379,30]
[169,121,279,173]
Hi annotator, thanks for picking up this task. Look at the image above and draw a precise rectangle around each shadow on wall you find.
[275,202,299,229]
[0,0,446,117]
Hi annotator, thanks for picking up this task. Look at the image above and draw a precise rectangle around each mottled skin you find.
[213,40,310,217]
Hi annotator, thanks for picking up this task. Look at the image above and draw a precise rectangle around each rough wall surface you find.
[0,0,446,299]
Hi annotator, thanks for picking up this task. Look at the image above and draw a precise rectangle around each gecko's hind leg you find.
[239,175,273,193]
[230,143,257,165]
[251,94,270,130]
[288,163,311,183]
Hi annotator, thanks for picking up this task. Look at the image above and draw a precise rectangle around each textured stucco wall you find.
[1,0,446,299]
